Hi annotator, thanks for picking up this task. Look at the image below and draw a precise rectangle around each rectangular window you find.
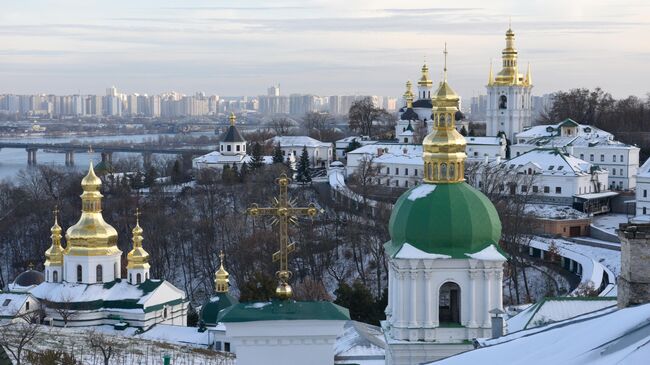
[405,168,409,176]
[386,179,390,186]
[521,185,528,193]
[395,168,399,175]
[556,187,562,194]
[236,145,240,152]
[414,169,418,176]
[394,180,398,187]
[544,186,550,193]
[386,167,390,174]
[580,154,584,160]
[227,145,231,152]
[620,154,624,162]
[532,186,539,193]
[613,155,616,162]
[620,169,623,176]
[612,169,616,176]
[644,190,647,198]
[590,154,594,161]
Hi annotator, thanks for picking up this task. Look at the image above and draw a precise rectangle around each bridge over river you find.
[0,142,212,168]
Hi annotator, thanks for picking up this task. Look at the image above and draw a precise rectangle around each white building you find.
[0,292,39,324]
[345,137,506,189]
[635,158,650,216]
[485,26,533,141]
[512,119,640,190]
[267,135,333,168]
[473,148,611,210]
[334,135,375,159]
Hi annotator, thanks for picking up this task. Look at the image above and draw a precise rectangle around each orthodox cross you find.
[135,207,141,224]
[246,173,321,299]
[53,205,59,220]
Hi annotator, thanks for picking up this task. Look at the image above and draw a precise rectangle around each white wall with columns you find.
[384,256,504,365]
[63,254,121,284]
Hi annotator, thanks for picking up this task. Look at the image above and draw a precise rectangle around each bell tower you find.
[486,26,533,141]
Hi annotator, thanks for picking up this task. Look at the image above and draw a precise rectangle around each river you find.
[0,132,214,181]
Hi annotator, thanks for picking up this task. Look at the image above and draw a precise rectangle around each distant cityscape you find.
[0,84,553,121]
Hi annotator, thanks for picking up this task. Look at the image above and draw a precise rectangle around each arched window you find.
[53,271,58,283]
[96,265,103,283]
[499,95,508,109]
[129,273,132,283]
[76,265,82,283]
[449,163,455,180]
[137,273,142,284]
[439,282,461,324]
[163,307,168,319]
[114,263,118,280]
[433,163,439,180]
[440,163,447,180]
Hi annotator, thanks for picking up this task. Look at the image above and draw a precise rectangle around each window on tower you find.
[96,265,103,283]
[77,265,82,283]
[499,95,507,109]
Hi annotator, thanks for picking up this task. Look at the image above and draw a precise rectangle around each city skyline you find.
[0,0,648,99]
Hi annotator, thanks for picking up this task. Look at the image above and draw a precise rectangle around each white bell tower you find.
[486,26,533,142]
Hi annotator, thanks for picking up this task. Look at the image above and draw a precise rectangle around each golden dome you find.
[127,209,150,270]
[44,207,64,266]
[418,62,433,88]
[494,27,525,86]
[214,251,230,293]
[422,45,467,184]
[65,163,120,256]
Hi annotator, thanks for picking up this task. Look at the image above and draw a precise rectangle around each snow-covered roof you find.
[637,158,650,178]
[346,143,421,157]
[137,324,211,346]
[268,136,332,148]
[335,321,385,363]
[0,293,31,317]
[523,204,589,220]
[29,279,184,309]
[432,303,650,365]
[506,297,617,333]
[515,120,636,150]
[193,152,274,165]
[506,148,599,176]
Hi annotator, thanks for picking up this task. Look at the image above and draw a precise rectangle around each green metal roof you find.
[217,300,350,323]
[386,182,502,258]
[200,292,238,326]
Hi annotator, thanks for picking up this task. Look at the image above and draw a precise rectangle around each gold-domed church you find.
[383,48,507,365]
[26,163,188,329]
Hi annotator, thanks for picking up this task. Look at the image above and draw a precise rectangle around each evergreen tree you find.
[171,160,183,184]
[345,139,362,153]
[250,142,264,170]
[295,146,311,184]
[239,272,277,302]
[459,125,468,136]
[143,166,157,187]
[334,281,385,325]
[272,143,284,164]
[239,161,250,182]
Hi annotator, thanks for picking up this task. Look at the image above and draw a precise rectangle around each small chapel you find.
[11,163,188,329]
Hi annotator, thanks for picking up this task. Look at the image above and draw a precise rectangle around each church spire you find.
[422,45,466,184]
[403,80,414,108]
[214,250,230,293]
[229,112,236,126]
[525,62,532,86]
[127,208,150,284]
[44,206,64,267]
[494,25,522,86]
[488,59,494,86]
[417,59,433,89]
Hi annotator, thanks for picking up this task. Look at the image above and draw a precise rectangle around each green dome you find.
[200,292,238,327]
[386,182,502,259]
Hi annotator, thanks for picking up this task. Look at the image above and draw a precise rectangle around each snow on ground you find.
[432,303,650,365]
[524,204,588,219]
[4,324,232,365]
[503,262,570,304]
[591,213,628,236]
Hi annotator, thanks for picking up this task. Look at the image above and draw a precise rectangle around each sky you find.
[0,0,648,100]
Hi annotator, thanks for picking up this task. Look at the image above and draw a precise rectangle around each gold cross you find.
[135,207,141,224]
[53,205,59,220]
[246,173,321,300]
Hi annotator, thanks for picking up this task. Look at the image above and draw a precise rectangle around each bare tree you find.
[45,294,78,328]
[88,330,119,365]
[0,318,40,365]
[269,117,295,136]
[348,97,394,138]
[348,155,383,205]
